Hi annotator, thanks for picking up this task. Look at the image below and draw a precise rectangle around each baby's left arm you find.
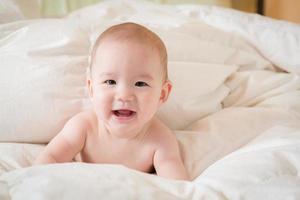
[153,132,189,181]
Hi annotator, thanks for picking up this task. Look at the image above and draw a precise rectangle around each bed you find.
[1,0,300,199]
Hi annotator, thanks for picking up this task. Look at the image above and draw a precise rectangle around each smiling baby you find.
[35,22,189,181]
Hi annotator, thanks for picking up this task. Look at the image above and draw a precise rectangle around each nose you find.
[115,85,134,103]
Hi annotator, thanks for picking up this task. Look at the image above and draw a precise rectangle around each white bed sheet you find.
[0,1,300,199]
[1,120,300,200]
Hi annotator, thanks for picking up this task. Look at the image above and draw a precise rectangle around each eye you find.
[135,81,148,87]
[104,80,116,85]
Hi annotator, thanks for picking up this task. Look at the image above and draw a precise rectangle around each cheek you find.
[93,87,112,100]
[138,89,161,110]
[91,88,113,113]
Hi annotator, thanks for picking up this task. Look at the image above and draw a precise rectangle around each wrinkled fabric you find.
[0,1,300,199]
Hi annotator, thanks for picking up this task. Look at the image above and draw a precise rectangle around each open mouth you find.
[112,109,136,118]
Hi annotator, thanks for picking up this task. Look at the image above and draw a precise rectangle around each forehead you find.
[99,38,154,54]
[92,39,163,77]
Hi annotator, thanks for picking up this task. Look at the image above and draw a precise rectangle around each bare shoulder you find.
[66,110,96,131]
[34,110,97,164]
[148,117,178,148]
[59,110,98,149]
[59,110,98,144]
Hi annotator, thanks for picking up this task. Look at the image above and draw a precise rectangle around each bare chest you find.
[77,134,155,173]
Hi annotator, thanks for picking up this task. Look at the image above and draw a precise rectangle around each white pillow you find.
[223,70,300,108]
[176,5,300,75]
[0,19,90,143]
[0,5,264,142]
[152,22,273,71]
[157,62,237,129]
[0,1,274,143]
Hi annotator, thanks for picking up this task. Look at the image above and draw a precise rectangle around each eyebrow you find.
[98,73,154,80]
[136,74,154,80]
[98,72,115,78]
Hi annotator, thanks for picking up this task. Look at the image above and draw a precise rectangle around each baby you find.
[35,22,189,180]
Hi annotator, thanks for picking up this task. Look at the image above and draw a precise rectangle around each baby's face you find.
[88,40,170,138]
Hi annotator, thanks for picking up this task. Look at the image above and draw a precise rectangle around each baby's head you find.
[89,22,168,81]
[87,22,172,138]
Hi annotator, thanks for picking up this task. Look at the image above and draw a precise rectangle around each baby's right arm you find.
[34,113,88,165]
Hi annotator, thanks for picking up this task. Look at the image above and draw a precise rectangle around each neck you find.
[99,120,152,143]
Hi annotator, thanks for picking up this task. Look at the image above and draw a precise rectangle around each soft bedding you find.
[1,0,300,199]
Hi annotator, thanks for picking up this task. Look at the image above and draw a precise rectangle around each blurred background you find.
[1,0,300,24]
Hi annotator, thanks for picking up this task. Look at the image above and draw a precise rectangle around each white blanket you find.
[0,1,300,199]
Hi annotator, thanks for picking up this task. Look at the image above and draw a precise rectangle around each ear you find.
[159,80,172,104]
[87,78,93,98]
